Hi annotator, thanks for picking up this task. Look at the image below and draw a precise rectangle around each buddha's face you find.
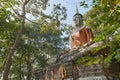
[74,18,83,27]
[73,14,83,27]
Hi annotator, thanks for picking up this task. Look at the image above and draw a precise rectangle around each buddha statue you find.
[70,6,93,49]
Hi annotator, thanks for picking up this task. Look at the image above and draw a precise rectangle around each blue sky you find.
[46,0,92,25]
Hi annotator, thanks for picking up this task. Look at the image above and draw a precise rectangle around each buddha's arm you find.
[86,28,94,41]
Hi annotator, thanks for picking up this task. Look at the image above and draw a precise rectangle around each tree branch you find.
[24,0,31,6]
[8,2,22,18]
[9,1,48,25]
[25,17,47,25]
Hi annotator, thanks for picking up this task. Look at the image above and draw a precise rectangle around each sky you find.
[46,0,92,25]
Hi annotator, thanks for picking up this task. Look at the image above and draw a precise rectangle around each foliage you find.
[100,0,119,9]
[77,56,102,66]
[78,0,120,65]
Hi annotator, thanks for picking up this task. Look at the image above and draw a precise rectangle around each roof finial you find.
[76,5,79,13]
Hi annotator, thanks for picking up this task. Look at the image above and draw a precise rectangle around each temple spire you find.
[76,5,79,13]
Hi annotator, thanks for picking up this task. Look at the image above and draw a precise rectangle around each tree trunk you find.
[2,3,26,80]
[26,53,32,80]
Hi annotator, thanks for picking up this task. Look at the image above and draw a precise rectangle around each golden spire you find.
[76,5,79,13]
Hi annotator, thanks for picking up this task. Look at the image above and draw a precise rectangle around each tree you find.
[0,3,20,78]
[1,0,50,79]
[2,0,31,80]
[0,0,68,79]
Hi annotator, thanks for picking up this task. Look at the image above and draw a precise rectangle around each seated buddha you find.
[70,6,93,49]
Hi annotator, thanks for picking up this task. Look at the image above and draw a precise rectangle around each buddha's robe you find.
[71,27,93,48]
